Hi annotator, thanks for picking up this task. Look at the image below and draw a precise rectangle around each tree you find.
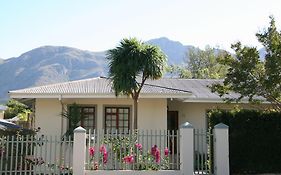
[4,99,31,119]
[167,46,228,79]
[107,38,167,129]
[166,65,192,78]
[211,16,281,111]
[187,46,228,79]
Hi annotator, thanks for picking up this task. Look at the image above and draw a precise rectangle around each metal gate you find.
[0,135,73,175]
[194,129,213,175]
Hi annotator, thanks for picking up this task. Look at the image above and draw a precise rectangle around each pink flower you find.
[164,147,169,156]
[151,145,157,156]
[155,148,160,163]
[99,145,108,164]
[123,154,134,164]
[135,143,142,150]
[151,145,160,163]
[89,147,95,157]
[99,145,107,153]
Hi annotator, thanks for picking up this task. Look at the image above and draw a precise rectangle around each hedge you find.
[208,109,281,174]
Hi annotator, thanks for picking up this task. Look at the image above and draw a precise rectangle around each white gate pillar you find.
[73,126,86,175]
[180,122,194,175]
[214,123,229,175]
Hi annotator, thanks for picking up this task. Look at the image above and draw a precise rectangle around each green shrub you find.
[208,109,281,174]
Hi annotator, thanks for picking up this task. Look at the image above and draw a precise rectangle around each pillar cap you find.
[180,122,193,129]
[74,126,86,133]
[214,123,229,129]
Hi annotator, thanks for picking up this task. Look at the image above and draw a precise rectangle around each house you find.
[8,77,267,136]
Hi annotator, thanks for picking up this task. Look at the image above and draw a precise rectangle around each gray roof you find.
[145,78,242,101]
[9,77,244,102]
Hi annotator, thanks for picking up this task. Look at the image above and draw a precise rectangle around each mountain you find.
[2,37,264,102]
[147,37,195,64]
[0,46,108,102]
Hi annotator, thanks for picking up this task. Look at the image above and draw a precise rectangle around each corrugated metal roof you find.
[144,78,242,100]
[8,77,245,101]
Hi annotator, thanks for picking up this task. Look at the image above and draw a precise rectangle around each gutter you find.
[9,92,193,99]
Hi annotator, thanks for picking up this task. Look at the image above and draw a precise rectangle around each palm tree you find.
[107,38,167,129]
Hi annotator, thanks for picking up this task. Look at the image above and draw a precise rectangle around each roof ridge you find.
[143,83,191,93]
[156,77,223,81]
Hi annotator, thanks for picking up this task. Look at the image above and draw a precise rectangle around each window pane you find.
[111,120,116,127]
[119,121,123,127]
[119,114,123,120]
[125,121,129,126]
[106,115,111,120]
[83,108,89,113]
[112,115,116,120]
[112,108,116,113]
[106,108,111,113]
[123,114,128,120]
[124,108,129,113]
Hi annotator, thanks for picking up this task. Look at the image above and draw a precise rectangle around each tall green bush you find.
[208,109,281,174]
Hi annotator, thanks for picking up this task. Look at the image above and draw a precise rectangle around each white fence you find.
[0,122,229,175]
[0,135,73,174]
[74,122,229,175]
[194,129,213,174]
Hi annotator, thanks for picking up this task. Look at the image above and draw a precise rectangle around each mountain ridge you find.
[0,37,266,102]
[0,45,108,102]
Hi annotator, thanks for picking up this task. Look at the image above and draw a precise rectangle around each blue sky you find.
[1,0,281,59]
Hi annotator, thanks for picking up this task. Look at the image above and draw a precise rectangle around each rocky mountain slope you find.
[0,46,107,101]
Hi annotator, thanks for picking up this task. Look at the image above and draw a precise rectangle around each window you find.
[104,107,130,133]
[68,106,96,130]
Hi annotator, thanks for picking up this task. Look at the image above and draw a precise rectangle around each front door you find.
[167,111,178,153]
[167,111,178,131]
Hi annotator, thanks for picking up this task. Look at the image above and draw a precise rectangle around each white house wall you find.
[35,98,63,136]
[35,98,167,136]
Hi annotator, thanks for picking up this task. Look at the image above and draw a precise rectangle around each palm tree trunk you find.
[133,97,138,129]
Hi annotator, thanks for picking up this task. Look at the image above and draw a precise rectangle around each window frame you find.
[67,105,97,131]
[104,106,131,132]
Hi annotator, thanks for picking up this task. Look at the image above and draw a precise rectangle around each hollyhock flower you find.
[155,148,160,163]
[99,145,108,164]
[99,145,107,153]
[89,147,95,157]
[123,154,134,164]
[164,147,169,156]
[151,145,161,163]
[151,145,157,156]
[135,143,142,150]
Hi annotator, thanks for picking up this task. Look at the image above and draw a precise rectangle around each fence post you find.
[73,126,86,175]
[214,123,229,175]
[180,122,194,175]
